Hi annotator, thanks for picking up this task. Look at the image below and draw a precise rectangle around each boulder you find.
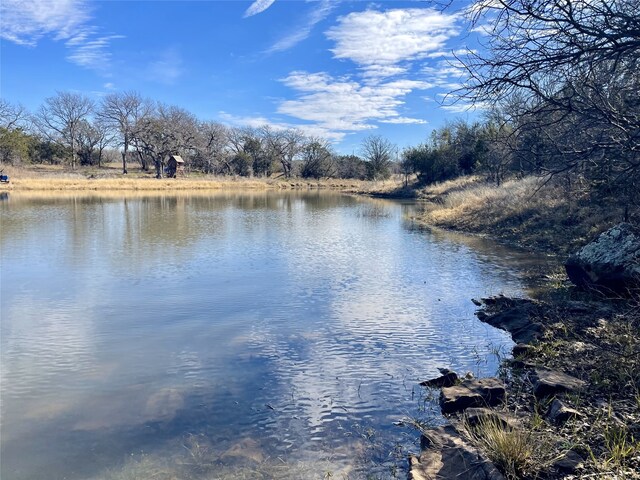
[547,398,583,424]
[533,367,586,398]
[565,223,640,292]
[440,378,506,414]
[420,368,459,388]
[409,425,505,480]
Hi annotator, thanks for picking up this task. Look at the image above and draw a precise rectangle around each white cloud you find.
[267,0,336,53]
[360,65,409,81]
[422,60,467,87]
[326,8,460,66]
[0,0,122,72]
[277,71,429,135]
[0,0,90,46]
[380,117,428,125]
[243,0,276,18]
[440,101,490,113]
[218,112,275,130]
[218,111,346,142]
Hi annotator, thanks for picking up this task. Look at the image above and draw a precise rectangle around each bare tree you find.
[34,92,94,169]
[99,91,150,174]
[76,119,114,167]
[0,99,28,130]
[459,0,640,190]
[300,137,335,179]
[194,121,228,174]
[133,102,198,178]
[361,134,395,180]
[261,126,305,178]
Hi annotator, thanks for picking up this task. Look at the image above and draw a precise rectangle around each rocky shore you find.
[409,224,640,479]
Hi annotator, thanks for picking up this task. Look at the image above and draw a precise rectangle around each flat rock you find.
[533,368,586,398]
[420,368,459,388]
[409,425,505,480]
[476,296,543,344]
[463,407,520,429]
[547,398,583,424]
[565,223,640,293]
[440,378,506,414]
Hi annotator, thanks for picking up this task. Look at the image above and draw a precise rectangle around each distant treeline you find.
[0,94,401,181]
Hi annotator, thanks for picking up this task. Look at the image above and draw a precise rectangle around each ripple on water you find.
[0,192,545,480]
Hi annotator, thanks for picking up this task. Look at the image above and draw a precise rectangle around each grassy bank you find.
[411,175,635,256]
[0,164,402,194]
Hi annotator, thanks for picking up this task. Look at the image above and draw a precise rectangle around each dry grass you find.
[416,175,484,199]
[415,175,632,256]
[0,164,402,194]
[462,414,554,480]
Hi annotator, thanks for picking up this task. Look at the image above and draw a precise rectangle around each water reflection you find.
[1,192,547,479]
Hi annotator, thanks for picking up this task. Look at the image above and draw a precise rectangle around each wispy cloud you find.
[267,0,337,53]
[0,0,122,72]
[147,47,184,85]
[66,31,124,71]
[243,0,276,18]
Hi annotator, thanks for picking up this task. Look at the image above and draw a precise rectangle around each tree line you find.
[0,94,398,181]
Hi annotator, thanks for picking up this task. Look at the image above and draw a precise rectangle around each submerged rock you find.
[220,438,265,465]
[565,223,640,292]
[533,367,586,398]
[440,378,506,414]
[409,425,505,480]
[420,368,459,388]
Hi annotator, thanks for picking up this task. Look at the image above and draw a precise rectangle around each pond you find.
[0,191,545,479]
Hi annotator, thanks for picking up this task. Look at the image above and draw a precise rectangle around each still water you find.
[1,191,541,479]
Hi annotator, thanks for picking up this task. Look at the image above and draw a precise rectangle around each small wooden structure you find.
[166,155,185,178]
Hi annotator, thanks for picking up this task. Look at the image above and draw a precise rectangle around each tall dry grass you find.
[417,175,630,255]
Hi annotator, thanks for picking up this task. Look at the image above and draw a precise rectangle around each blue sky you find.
[1,0,483,153]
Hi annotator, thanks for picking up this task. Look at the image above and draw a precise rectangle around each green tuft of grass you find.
[464,414,554,479]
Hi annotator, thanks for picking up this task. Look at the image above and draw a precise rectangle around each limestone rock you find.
[565,223,640,292]
[420,368,459,388]
[440,378,506,414]
[533,367,586,398]
[547,398,583,424]
[409,425,505,480]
